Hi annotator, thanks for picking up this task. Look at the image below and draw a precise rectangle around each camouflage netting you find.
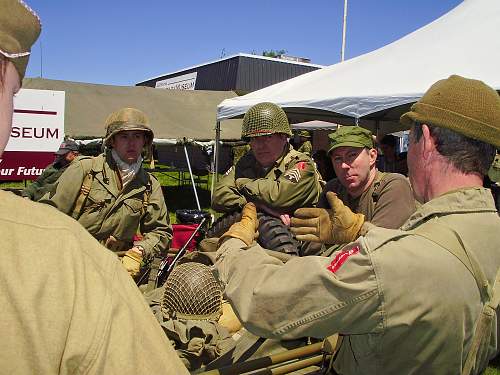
[145,277,235,371]
[161,262,223,321]
[241,102,292,140]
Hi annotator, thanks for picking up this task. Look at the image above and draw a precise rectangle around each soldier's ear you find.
[421,124,437,160]
[368,148,378,166]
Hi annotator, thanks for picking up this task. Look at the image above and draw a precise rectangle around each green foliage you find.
[262,49,287,58]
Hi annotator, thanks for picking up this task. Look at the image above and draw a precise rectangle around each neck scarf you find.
[111,149,142,187]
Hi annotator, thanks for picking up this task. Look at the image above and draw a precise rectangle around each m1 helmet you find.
[104,107,154,148]
[241,102,292,141]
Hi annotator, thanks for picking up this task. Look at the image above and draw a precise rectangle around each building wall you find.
[236,56,318,93]
[137,55,320,93]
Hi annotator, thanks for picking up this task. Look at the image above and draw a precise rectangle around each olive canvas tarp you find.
[22,78,242,141]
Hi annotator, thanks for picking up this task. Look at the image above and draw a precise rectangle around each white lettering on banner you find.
[0,167,43,176]
[155,72,197,90]
[17,166,44,176]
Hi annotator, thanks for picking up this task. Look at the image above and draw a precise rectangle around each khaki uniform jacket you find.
[297,140,312,156]
[0,191,188,374]
[215,187,500,374]
[40,152,171,258]
[318,171,416,229]
[21,160,72,201]
[212,144,321,214]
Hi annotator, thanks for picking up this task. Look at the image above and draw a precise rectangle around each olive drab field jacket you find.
[0,191,188,374]
[40,152,171,258]
[212,144,321,214]
[318,171,416,229]
[215,187,500,374]
[21,160,73,201]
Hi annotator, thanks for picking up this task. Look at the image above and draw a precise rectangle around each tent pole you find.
[341,0,348,62]
[183,143,201,211]
[211,120,221,200]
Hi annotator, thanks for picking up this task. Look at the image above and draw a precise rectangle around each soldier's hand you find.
[218,202,259,247]
[121,247,143,277]
[291,192,364,244]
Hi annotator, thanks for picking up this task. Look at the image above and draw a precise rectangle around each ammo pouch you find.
[411,218,500,375]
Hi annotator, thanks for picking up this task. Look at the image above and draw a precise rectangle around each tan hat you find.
[104,107,154,148]
[400,75,500,148]
[0,0,41,81]
[327,126,374,154]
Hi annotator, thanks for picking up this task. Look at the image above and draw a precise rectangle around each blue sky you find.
[26,0,462,86]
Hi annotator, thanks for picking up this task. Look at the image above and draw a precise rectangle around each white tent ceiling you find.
[217,0,500,135]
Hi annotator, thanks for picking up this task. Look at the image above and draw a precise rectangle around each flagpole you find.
[341,0,348,62]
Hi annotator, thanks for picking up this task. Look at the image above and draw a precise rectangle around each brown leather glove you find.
[121,247,143,277]
[291,192,364,244]
[218,202,258,246]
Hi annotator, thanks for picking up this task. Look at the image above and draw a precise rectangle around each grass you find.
[486,356,500,374]
[0,168,218,224]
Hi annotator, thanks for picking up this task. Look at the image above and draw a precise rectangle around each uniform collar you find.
[401,187,496,230]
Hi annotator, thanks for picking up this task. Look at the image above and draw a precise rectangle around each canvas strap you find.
[71,157,99,219]
[411,218,499,375]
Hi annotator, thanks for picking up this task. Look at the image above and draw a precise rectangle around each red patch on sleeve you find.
[296,161,307,170]
[327,246,360,273]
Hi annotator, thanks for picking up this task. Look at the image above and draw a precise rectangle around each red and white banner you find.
[1,89,65,180]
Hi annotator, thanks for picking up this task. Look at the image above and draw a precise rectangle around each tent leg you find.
[211,121,220,200]
[183,144,201,211]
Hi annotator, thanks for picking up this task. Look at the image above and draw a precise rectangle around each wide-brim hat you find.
[0,0,41,81]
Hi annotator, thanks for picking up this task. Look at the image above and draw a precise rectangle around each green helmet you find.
[161,262,222,321]
[241,102,292,140]
[104,107,154,148]
[297,130,311,138]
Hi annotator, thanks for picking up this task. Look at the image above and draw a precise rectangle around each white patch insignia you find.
[224,166,234,176]
[283,167,301,183]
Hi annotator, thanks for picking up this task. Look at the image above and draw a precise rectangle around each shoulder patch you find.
[327,246,359,273]
[283,161,309,183]
[224,166,234,176]
[296,161,307,170]
[283,167,301,183]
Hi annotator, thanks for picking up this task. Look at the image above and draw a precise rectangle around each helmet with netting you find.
[161,262,223,321]
[103,107,154,148]
[241,102,292,141]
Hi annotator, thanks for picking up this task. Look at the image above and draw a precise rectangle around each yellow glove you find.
[291,192,364,244]
[121,247,143,277]
[218,202,258,246]
[218,301,242,334]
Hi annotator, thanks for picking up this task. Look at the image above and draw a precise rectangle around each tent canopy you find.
[217,0,500,135]
[23,78,242,140]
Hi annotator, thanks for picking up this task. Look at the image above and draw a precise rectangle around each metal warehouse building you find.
[136,53,324,94]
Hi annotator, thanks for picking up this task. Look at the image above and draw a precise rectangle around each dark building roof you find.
[136,53,324,94]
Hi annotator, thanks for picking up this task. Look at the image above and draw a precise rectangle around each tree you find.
[262,49,287,58]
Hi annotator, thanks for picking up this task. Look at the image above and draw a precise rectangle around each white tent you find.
[217,0,500,135]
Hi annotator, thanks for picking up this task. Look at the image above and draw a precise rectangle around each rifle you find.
[155,217,208,288]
